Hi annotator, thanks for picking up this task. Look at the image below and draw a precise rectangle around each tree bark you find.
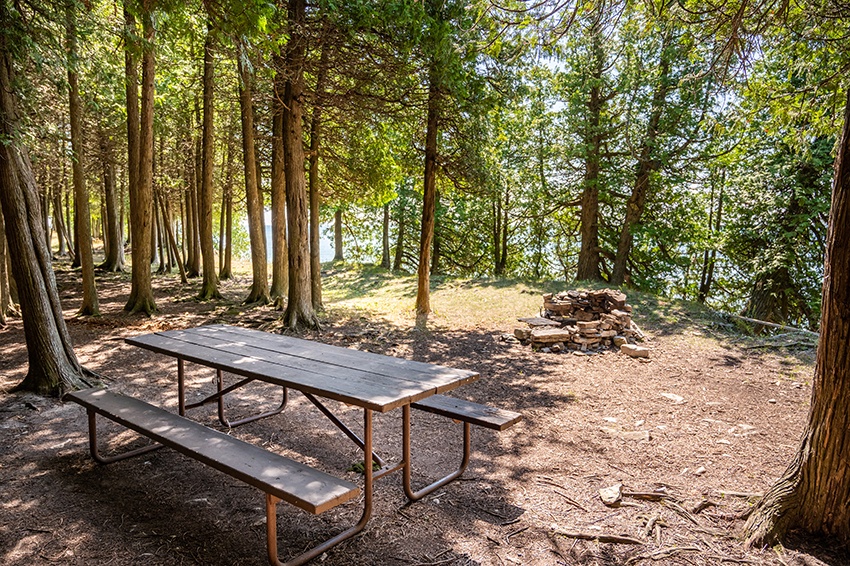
[308,42,329,311]
[333,208,343,261]
[381,203,390,269]
[270,50,288,300]
[611,31,672,286]
[393,198,405,271]
[219,124,234,280]
[698,170,724,303]
[416,68,440,315]
[237,40,269,305]
[282,0,318,329]
[66,5,99,316]
[0,18,87,394]
[743,88,850,547]
[159,192,187,283]
[0,205,9,324]
[197,27,220,300]
[124,3,157,314]
[98,128,125,272]
[576,21,605,282]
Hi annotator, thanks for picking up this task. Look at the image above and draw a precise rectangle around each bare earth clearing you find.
[0,265,841,565]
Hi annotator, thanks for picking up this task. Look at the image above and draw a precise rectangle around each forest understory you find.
[0,265,843,566]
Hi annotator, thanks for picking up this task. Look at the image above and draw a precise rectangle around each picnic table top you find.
[126,324,479,412]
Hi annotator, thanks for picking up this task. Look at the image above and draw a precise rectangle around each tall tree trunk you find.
[333,208,343,261]
[416,68,439,315]
[430,189,441,275]
[282,0,317,329]
[219,125,234,280]
[611,31,672,286]
[161,195,187,284]
[270,51,288,300]
[66,5,99,316]
[52,180,70,258]
[98,129,125,272]
[237,40,269,305]
[0,18,86,394]
[308,42,329,311]
[154,188,166,273]
[698,171,724,303]
[125,3,156,314]
[381,203,390,269]
[743,87,850,547]
[197,28,220,300]
[576,22,605,282]
[393,199,405,271]
[0,205,9,324]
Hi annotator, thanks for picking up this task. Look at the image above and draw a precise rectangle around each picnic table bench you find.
[65,324,522,565]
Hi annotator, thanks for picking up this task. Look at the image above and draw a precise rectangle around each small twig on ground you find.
[661,499,699,525]
[624,491,674,502]
[690,499,718,514]
[505,526,528,544]
[475,506,509,520]
[717,490,763,499]
[625,546,702,564]
[553,489,588,512]
[552,529,644,545]
[706,554,762,564]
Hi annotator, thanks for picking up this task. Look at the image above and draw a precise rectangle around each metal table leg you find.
[266,409,374,566]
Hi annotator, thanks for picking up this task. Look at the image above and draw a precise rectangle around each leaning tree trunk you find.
[415,68,440,315]
[743,88,850,547]
[237,40,269,305]
[393,196,405,271]
[66,5,99,316]
[197,27,220,300]
[0,20,87,394]
[219,128,234,280]
[282,0,318,329]
[333,208,343,261]
[124,4,156,314]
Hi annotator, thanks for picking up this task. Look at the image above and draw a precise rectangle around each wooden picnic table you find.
[122,324,489,565]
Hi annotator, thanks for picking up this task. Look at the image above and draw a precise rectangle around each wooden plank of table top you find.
[181,325,478,391]
[200,324,479,384]
[127,333,438,412]
[154,329,456,396]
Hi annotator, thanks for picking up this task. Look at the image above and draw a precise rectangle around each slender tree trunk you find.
[197,28,220,300]
[98,129,124,272]
[576,22,605,282]
[161,196,187,284]
[416,68,440,315]
[154,189,166,273]
[52,181,69,257]
[125,3,156,314]
[308,43,328,311]
[0,19,87,394]
[381,203,390,269]
[270,51,288,300]
[430,190,441,275]
[237,40,269,304]
[333,208,343,261]
[698,171,724,303]
[66,6,99,316]
[219,126,234,280]
[611,32,672,286]
[0,205,9,324]
[282,0,318,328]
[744,88,850,547]
[393,197,405,271]
[492,193,502,275]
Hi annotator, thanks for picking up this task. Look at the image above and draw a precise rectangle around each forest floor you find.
[0,261,841,566]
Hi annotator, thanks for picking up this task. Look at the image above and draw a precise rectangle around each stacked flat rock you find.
[513,289,643,353]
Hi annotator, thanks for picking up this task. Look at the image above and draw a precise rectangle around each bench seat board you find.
[66,388,359,514]
[411,395,522,431]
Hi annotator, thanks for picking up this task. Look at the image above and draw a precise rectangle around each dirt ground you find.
[0,267,843,565]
